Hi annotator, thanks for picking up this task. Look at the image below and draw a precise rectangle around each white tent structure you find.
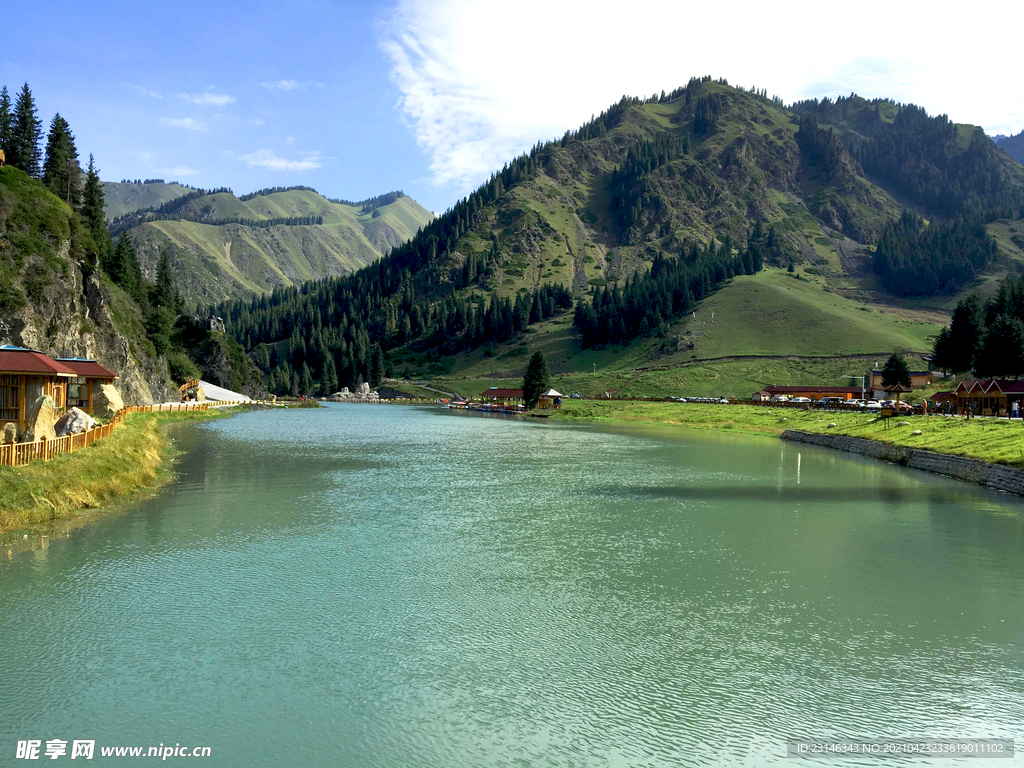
[198,380,251,403]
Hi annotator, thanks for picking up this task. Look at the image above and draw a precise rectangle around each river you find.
[2,404,1023,766]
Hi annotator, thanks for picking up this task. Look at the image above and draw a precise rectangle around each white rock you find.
[827,422,837,428]
[54,407,98,437]
[93,384,124,418]
[911,429,922,436]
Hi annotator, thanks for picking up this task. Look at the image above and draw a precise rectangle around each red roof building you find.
[479,387,524,401]
[0,346,77,431]
[56,358,118,415]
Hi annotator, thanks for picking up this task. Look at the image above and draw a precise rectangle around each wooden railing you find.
[0,400,274,469]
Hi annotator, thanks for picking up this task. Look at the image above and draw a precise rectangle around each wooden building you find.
[951,379,1024,416]
[55,358,118,415]
[479,387,523,405]
[868,368,934,398]
[0,346,76,432]
[761,385,863,401]
[537,389,563,409]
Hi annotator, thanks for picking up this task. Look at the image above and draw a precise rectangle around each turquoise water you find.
[1,404,1023,766]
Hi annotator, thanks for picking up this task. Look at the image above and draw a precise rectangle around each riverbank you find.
[0,408,237,534]
[548,400,1024,469]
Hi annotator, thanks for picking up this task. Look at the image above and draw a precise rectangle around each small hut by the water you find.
[537,389,563,409]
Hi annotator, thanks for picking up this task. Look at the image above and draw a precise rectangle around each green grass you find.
[665,269,938,358]
[550,400,1024,468]
[0,409,237,534]
[102,181,192,220]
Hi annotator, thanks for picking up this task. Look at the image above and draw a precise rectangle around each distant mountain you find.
[995,130,1024,164]
[112,186,433,306]
[102,180,194,219]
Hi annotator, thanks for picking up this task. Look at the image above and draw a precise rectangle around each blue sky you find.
[3,1,1023,215]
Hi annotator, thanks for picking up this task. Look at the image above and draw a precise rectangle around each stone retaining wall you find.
[780,430,1024,496]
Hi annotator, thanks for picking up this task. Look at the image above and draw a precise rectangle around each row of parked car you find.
[670,396,732,404]
[770,395,914,413]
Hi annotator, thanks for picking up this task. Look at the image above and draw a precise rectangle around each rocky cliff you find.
[0,166,173,405]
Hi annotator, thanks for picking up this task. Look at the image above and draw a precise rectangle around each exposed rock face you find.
[2,423,17,444]
[325,384,380,403]
[0,252,173,406]
[54,407,98,437]
[93,384,125,419]
[19,395,56,443]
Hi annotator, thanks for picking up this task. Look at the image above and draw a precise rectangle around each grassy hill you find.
[119,188,433,306]
[103,180,193,219]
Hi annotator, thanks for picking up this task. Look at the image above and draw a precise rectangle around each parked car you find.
[862,400,882,411]
[790,397,812,404]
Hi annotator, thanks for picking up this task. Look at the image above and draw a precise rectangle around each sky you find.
[3,0,1022,214]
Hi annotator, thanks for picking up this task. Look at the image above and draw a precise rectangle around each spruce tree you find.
[42,113,81,206]
[369,344,384,387]
[880,353,911,391]
[522,350,550,409]
[0,86,11,156]
[301,362,313,395]
[80,155,111,261]
[9,82,42,176]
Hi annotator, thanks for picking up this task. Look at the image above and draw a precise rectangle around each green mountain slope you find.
[120,188,434,306]
[211,79,1024,398]
[102,180,193,219]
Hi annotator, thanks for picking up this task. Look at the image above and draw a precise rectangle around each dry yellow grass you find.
[0,409,234,533]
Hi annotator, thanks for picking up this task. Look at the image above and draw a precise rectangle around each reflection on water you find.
[1,404,1023,767]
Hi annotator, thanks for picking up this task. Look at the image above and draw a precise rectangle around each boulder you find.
[54,407,98,437]
[898,421,910,427]
[2,422,17,444]
[195,386,206,402]
[93,384,124,418]
[911,429,922,436]
[19,395,56,443]
[827,422,837,428]
[356,382,370,397]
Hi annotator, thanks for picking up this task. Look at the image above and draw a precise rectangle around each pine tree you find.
[0,86,11,156]
[80,155,111,261]
[880,353,911,390]
[301,362,313,395]
[974,315,1024,378]
[522,350,550,409]
[9,83,42,176]
[320,355,338,395]
[368,344,384,387]
[153,249,175,309]
[42,113,81,206]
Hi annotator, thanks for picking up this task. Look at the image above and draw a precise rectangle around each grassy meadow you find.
[548,400,1024,468]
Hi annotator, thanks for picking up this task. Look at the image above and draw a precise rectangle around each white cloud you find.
[155,166,201,177]
[252,118,266,126]
[383,0,1024,193]
[259,80,324,92]
[241,149,322,171]
[132,150,159,164]
[177,92,235,106]
[284,136,295,146]
[162,117,208,132]
[128,84,162,99]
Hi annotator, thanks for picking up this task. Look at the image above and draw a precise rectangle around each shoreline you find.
[547,400,1024,495]
[0,408,240,536]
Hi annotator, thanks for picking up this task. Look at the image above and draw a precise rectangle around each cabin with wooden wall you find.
[0,346,76,432]
[55,358,118,415]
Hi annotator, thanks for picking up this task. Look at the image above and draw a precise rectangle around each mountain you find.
[995,130,1024,164]
[204,79,1024,397]
[103,179,194,219]
[114,186,434,307]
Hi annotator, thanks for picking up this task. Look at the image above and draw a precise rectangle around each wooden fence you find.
[0,400,269,469]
